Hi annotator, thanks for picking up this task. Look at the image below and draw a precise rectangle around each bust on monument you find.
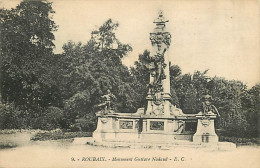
[193,95,220,143]
[200,94,220,117]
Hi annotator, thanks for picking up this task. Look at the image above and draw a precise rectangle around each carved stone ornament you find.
[174,120,184,133]
[119,120,133,129]
[152,92,164,105]
[100,118,108,124]
[150,32,171,47]
[151,106,164,116]
[200,116,211,127]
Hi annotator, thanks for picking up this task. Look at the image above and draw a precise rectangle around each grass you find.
[30,130,92,141]
[0,129,92,148]
[219,136,260,146]
[0,142,18,149]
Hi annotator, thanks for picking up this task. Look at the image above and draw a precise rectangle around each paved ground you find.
[0,137,259,168]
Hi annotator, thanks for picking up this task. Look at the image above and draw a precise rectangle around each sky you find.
[1,0,259,87]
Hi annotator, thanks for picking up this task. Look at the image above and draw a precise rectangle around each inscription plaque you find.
[119,120,133,129]
[150,121,164,130]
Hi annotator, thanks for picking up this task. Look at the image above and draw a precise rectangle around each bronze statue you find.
[99,90,116,113]
[201,95,220,117]
[147,44,167,92]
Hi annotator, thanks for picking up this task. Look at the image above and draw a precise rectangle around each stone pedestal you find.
[193,113,218,143]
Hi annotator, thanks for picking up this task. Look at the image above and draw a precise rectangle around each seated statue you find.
[98,90,116,114]
[200,95,220,117]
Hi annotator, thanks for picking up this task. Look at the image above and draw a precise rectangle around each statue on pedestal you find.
[98,90,116,114]
[200,95,220,117]
[193,95,220,143]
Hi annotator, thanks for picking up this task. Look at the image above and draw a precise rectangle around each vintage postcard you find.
[0,0,259,168]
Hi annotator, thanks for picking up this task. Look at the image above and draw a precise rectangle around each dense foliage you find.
[0,1,259,138]
[0,0,62,129]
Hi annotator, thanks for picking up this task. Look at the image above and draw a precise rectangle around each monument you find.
[88,11,235,150]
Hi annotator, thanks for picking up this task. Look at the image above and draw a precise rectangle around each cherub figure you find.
[201,95,220,117]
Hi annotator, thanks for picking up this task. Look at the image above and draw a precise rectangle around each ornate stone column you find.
[146,10,172,117]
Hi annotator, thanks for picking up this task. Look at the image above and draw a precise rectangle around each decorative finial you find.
[153,10,169,24]
[150,10,171,46]
[158,10,164,17]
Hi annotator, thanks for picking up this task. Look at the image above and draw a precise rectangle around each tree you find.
[0,0,62,129]
[58,19,136,131]
[241,83,260,137]
[169,64,182,107]
[0,0,58,107]
[130,50,151,108]
[201,77,249,136]
[91,19,132,65]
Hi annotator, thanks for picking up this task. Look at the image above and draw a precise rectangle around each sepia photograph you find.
[0,0,259,168]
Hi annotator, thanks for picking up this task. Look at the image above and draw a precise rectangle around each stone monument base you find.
[92,108,195,143]
[193,113,219,143]
[90,110,236,151]
[86,137,236,151]
[93,131,193,143]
